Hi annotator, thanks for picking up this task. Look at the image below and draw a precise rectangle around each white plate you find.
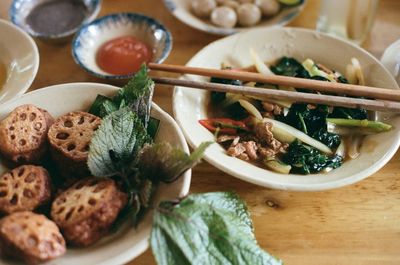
[0,83,191,265]
[163,0,306,35]
[0,19,39,104]
[173,27,400,191]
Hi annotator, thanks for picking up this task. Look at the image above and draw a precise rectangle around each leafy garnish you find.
[87,71,280,265]
[89,65,155,127]
[151,192,282,265]
[88,107,151,177]
[138,142,213,183]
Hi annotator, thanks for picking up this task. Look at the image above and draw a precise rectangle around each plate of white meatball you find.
[163,0,306,35]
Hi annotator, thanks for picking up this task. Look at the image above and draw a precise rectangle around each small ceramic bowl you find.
[0,19,39,104]
[9,0,102,40]
[72,13,173,79]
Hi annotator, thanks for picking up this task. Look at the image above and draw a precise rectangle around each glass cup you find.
[381,39,400,86]
[316,0,379,45]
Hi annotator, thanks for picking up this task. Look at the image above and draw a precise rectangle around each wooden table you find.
[1,1,400,264]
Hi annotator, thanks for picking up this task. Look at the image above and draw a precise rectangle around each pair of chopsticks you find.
[148,63,400,112]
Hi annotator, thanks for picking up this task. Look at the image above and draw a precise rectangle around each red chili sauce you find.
[96,36,153,75]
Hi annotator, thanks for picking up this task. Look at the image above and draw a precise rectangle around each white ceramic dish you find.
[173,27,400,191]
[0,83,191,265]
[0,19,39,104]
[163,0,306,35]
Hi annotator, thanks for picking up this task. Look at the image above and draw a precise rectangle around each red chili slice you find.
[199,118,249,135]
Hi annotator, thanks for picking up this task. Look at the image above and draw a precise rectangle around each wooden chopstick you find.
[148,63,400,102]
[152,76,400,112]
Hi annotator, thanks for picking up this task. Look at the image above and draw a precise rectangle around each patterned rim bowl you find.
[9,0,102,40]
[72,13,173,79]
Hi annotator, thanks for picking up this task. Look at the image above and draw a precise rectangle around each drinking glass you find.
[316,0,379,45]
[381,39,400,86]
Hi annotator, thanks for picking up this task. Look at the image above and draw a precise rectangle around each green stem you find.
[327,118,392,132]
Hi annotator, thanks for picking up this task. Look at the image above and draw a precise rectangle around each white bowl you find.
[173,27,400,191]
[163,0,306,35]
[0,19,39,104]
[0,83,191,265]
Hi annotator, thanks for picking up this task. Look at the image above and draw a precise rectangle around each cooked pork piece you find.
[254,122,285,152]
[242,141,258,160]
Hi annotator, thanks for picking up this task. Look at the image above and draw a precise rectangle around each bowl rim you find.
[71,12,173,80]
[0,82,192,264]
[162,0,307,36]
[172,26,400,191]
[0,19,39,104]
[9,0,102,39]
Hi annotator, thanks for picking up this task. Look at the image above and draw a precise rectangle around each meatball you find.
[237,3,262,26]
[211,6,238,28]
[0,165,51,215]
[191,0,217,17]
[51,177,127,247]
[0,105,54,165]
[47,111,101,181]
[0,211,66,264]
[256,0,280,17]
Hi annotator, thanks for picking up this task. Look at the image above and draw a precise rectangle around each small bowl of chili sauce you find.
[9,0,102,41]
[72,13,173,79]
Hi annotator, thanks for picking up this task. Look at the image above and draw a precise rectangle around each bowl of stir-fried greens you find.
[173,27,400,191]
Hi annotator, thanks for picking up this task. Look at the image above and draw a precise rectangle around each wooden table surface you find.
[1,1,400,264]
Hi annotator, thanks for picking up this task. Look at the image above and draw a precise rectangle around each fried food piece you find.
[0,105,54,164]
[0,211,66,264]
[51,177,127,247]
[47,111,101,179]
[0,165,51,215]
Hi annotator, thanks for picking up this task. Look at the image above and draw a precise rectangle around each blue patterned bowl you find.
[9,0,102,40]
[72,13,173,79]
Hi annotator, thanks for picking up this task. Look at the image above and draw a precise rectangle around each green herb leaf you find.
[88,107,151,177]
[151,192,282,265]
[147,117,161,139]
[138,142,213,183]
[88,65,155,127]
[89,94,119,118]
[117,65,155,127]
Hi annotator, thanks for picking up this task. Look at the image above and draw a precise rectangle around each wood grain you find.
[1,1,400,265]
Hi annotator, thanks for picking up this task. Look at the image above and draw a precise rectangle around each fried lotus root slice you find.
[51,177,127,247]
[0,211,66,264]
[0,104,54,164]
[47,111,101,178]
[0,165,51,215]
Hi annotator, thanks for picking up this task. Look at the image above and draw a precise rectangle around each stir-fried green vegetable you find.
[206,56,392,175]
[282,140,343,175]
